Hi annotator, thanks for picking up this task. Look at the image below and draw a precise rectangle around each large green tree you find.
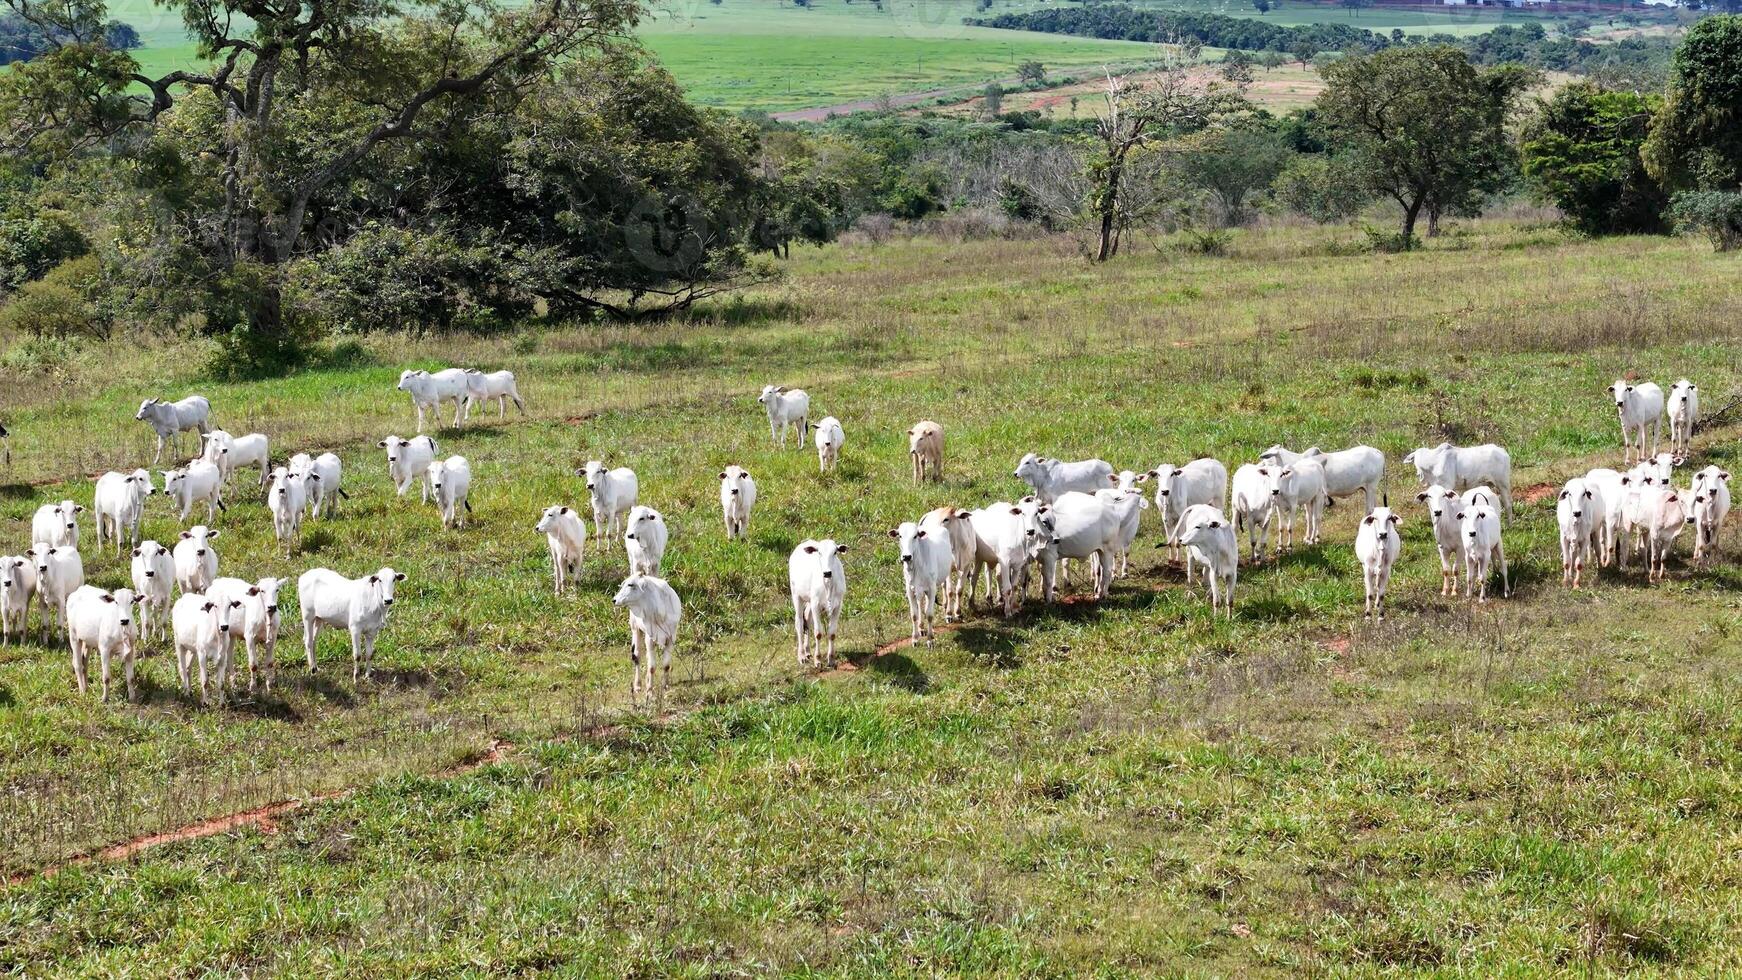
[1520,82,1666,235]
[1642,15,1742,192]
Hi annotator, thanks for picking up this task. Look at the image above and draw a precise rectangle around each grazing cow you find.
[94,469,152,554]
[32,499,82,550]
[1146,459,1227,562]
[1177,507,1237,616]
[1014,453,1115,504]
[757,385,810,448]
[967,501,1048,618]
[1668,379,1699,456]
[578,461,638,546]
[1,555,36,645]
[908,421,945,483]
[31,544,84,643]
[304,452,345,517]
[463,369,526,418]
[397,368,472,432]
[535,505,587,596]
[172,592,239,706]
[1354,503,1402,620]
[1642,487,1690,582]
[921,506,977,621]
[135,395,212,464]
[1230,464,1276,563]
[1040,491,1121,602]
[1403,442,1514,518]
[66,586,141,701]
[298,566,405,680]
[1260,444,1386,512]
[718,466,757,540]
[266,467,308,555]
[161,460,226,524]
[1093,488,1148,578]
[890,519,955,644]
[1557,478,1605,589]
[789,539,848,668]
[208,576,287,693]
[130,540,174,642]
[1415,485,1466,596]
[379,435,439,500]
[1690,466,1731,564]
[624,505,669,577]
[173,525,221,595]
[429,455,473,529]
[1458,498,1509,601]
[612,574,682,701]
[813,416,845,472]
[1264,458,1326,550]
[1609,379,1665,465]
[218,432,271,488]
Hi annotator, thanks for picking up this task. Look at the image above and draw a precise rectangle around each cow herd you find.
[0,369,1730,709]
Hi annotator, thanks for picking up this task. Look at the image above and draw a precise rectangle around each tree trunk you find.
[1426,204,1442,237]
[1095,155,1124,262]
[1400,195,1423,249]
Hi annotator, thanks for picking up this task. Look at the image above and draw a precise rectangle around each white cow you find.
[967,501,1046,618]
[1403,442,1514,519]
[1668,379,1699,456]
[813,416,845,472]
[1093,488,1148,578]
[208,576,287,693]
[1230,464,1276,563]
[298,566,405,680]
[1616,463,1660,570]
[463,369,526,418]
[173,525,220,595]
[1642,487,1690,582]
[612,574,682,702]
[31,499,82,550]
[624,505,669,577]
[135,395,212,464]
[429,455,473,529]
[1583,467,1628,567]
[304,452,345,517]
[379,435,439,500]
[1458,497,1509,601]
[130,540,174,642]
[221,432,271,488]
[1040,491,1121,602]
[266,467,308,555]
[66,586,142,701]
[397,368,472,432]
[172,591,239,706]
[1147,459,1227,562]
[718,466,757,540]
[1690,466,1731,564]
[578,461,638,546]
[1414,485,1466,596]
[1354,504,1402,620]
[1014,453,1116,504]
[1177,506,1237,617]
[93,469,152,554]
[920,506,977,621]
[908,421,945,484]
[1,554,36,645]
[161,460,226,524]
[890,519,955,645]
[789,539,848,669]
[1556,478,1605,589]
[1259,444,1386,513]
[1264,458,1326,550]
[535,505,587,596]
[757,385,810,448]
[1609,379,1665,465]
[31,543,84,643]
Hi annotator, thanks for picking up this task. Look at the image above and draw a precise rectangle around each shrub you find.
[0,211,88,293]
[1667,190,1742,251]
[1180,228,1234,256]
[1272,154,1374,223]
[1363,226,1420,253]
[0,256,105,339]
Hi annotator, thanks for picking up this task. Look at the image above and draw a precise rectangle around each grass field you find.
[5,219,1742,973]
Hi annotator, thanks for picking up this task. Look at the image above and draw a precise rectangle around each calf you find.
[1014,453,1115,504]
[625,505,669,576]
[172,592,239,706]
[267,467,308,555]
[757,385,810,448]
[130,540,174,642]
[920,506,977,621]
[135,395,212,464]
[1041,491,1121,601]
[1609,379,1665,465]
[1403,442,1514,518]
[1556,478,1605,589]
[94,469,152,554]
[1260,444,1385,512]
[908,421,945,483]
[718,465,757,540]
[1264,458,1325,550]
[1690,465,1731,564]
[31,544,85,643]
[535,505,587,595]
[161,460,226,524]
[463,369,526,417]
[813,416,845,472]
[1668,379,1699,456]
[1147,459,1227,562]
[579,461,638,546]
[1,555,35,645]
[789,539,848,668]
[1354,504,1402,620]
[1178,507,1237,616]
[1458,499,1509,601]
[1642,487,1689,582]
[429,455,473,529]
[298,566,405,680]
[379,435,439,500]
[66,586,142,701]
[1230,464,1275,562]
[32,499,82,550]
[890,519,955,644]
[208,576,287,693]
[173,525,221,595]
[612,574,682,701]
[397,368,472,432]
[1093,488,1148,579]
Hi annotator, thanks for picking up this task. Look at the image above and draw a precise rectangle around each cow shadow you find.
[865,652,930,692]
[952,624,1024,670]
[0,483,34,501]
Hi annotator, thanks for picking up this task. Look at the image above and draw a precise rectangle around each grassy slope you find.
[5,221,1742,973]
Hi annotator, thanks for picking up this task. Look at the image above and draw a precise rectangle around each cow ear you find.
[906,428,914,436]
[247,587,260,596]
[886,528,900,538]
[1363,516,1375,525]
[1208,520,1221,528]
[803,545,818,554]
[742,470,751,479]
[836,544,848,554]
[718,472,727,480]
[369,575,379,584]
[74,505,85,512]
[231,600,242,609]
[179,531,191,539]
[1415,491,1429,501]
[1141,470,1155,480]
[1037,506,1050,515]
[132,547,141,557]
[207,530,220,539]
[202,602,215,612]
[1559,490,1569,499]
[394,573,406,582]
[100,593,115,604]
[1455,512,1466,522]
[915,530,928,539]
[1667,493,1679,502]
[1722,471,1732,481]
[1388,514,1399,524]
[1584,489,1593,499]
[23,549,33,558]
[1281,468,1293,478]
[559,506,570,514]
[1620,476,1631,485]
[1009,507,1023,516]
[1107,473,1118,484]
[377,439,389,448]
